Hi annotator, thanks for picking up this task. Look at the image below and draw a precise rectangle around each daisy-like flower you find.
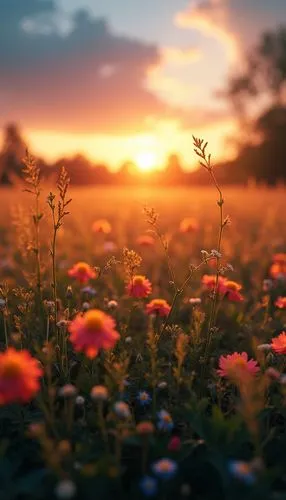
[271,332,286,355]
[146,299,171,317]
[179,217,198,233]
[92,219,111,234]
[0,348,42,405]
[137,391,152,406]
[68,262,97,284]
[113,401,131,419]
[217,352,259,379]
[90,385,109,401]
[157,410,173,431]
[139,476,158,497]
[68,309,120,358]
[228,461,255,485]
[152,458,178,480]
[136,235,155,247]
[126,275,152,298]
[201,275,227,293]
[224,280,244,302]
[275,297,286,309]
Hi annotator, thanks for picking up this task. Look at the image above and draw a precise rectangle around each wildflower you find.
[58,384,77,398]
[136,421,155,435]
[271,332,286,355]
[81,286,97,296]
[262,279,273,292]
[217,352,259,379]
[126,275,152,298]
[107,299,118,309]
[157,410,173,431]
[179,217,198,233]
[92,219,111,234]
[68,309,120,358]
[0,298,6,310]
[201,275,226,293]
[228,461,255,485]
[189,298,201,305]
[55,479,76,499]
[211,249,222,258]
[137,391,152,406]
[257,343,272,352]
[167,436,181,452]
[82,302,90,311]
[0,348,42,405]
[136,235,155,247]
[139,476,158,497]
[275,297,286,309]
[68,262,97,284]
[270,254,286,279]
[90,385,108,401]
[125,336,132,344]
[265,367,280,380]
[146,299,171,317]
[75,396,85,405]
[57,319,69,328]
[103,241,117,252]
[114,401,131,419]
[152,458,178,479]
[157,381,167,390]
[224,280,244,302]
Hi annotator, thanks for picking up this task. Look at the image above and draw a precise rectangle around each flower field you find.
[0,144,285,500]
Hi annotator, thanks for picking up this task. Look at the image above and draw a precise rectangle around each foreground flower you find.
[217,352,259,379]
[0,348,42,405]
[271,332,286,355]
[275,297,286,309]
[201,275,226,293]
[68,309,120,358]
[136,235,155,247]
[126,275,152,298]
[137,391,152,406]
[146,299,171,317]
[179,217,198,233]
[224,280,244,302]
[152,458,178,479]
[157,410,173,431]
[68,262,97,284]
[92,219,111,234]
[139,476,158,497]
[228,461,255,485]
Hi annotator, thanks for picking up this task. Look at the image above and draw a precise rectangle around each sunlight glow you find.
[134,151,158,172]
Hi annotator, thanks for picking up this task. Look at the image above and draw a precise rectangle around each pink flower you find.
[217,352,259,379]
[146,299,171,317]
[201,275,227,293]
[271,332,286,355]
[126,275,152,298]
[224,280,244,302]
[167,436,181,452]
[68,262,97,284]
[275,297,286,309]
[68,309,120,358]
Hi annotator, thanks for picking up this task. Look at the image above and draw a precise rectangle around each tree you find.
[0,124,28,184]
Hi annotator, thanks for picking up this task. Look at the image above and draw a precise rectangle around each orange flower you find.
[126,275,152,298]
[201,275,227,294]
[136,235,155,247]
[68,262,97,284]
[179,217,198,233]
[270,254,286,279]
[92,219,111,234]
[68,309,120,358]
[273,253,286,264]
[271,332,286,355]
[0,348,42,405]
[224,280,244,302]
[146,299,171,317]
[217,352,259,379]
[275,297,286,309]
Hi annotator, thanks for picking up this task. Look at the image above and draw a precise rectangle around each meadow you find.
[0,147,285,500]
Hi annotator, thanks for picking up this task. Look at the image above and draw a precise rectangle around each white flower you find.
[55,480,76,499]
[108,300,118,309]
[211,249,222,258]
[75,396,85,405]
[82,302,90,311]
[0,298,6,309]
[125,336,132,344]
[157,381,167,389]
[257,344,272,352]
[189,298,201,305]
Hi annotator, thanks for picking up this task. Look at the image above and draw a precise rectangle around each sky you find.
[1,0,286,170]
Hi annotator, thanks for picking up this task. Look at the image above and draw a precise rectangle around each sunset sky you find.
[1,0,286,170]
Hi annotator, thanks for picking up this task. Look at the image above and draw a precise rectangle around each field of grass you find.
[0,171,285,500]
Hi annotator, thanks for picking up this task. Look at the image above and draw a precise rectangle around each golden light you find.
[134,151,158,172]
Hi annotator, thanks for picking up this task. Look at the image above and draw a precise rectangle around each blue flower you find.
[228,461,255,485]
[157,410,173,431]
[137,391,152,406]
[139,476,158,497]
[81,286,97,296]
[152,458,178,480]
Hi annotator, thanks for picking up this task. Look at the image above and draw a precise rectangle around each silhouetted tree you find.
[0,124,28,183]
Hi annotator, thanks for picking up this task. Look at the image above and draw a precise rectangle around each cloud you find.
[175,0,286,61]
[0,1,169,134]
[160,46,202,65]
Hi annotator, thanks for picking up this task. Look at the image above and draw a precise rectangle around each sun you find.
[135,151,157,172]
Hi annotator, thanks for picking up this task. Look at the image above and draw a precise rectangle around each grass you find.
[0,153,285,500]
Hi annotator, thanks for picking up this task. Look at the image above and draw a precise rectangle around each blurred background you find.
[1,0,286,186]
